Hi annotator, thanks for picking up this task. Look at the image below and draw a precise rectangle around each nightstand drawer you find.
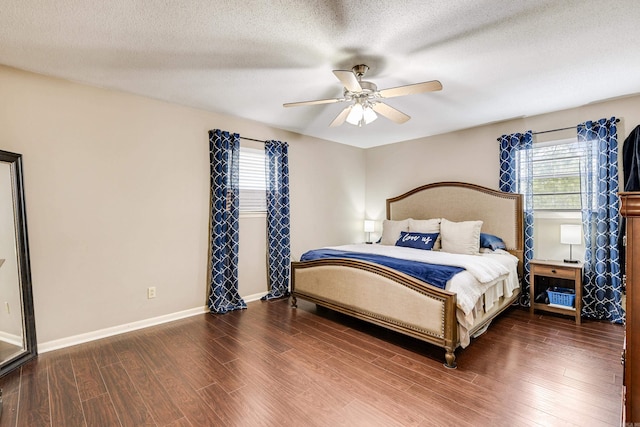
[532,264,576,280]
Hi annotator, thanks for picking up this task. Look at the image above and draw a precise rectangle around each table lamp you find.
[364,220,375,244]
[560,224,581,264]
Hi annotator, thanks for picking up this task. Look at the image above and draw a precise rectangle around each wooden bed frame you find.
[291,182,524,368]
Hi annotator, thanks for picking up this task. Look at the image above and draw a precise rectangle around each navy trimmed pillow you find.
[395,231,439,251]
[480,233,507,251]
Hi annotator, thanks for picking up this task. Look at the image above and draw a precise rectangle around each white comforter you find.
[325,244,520,346]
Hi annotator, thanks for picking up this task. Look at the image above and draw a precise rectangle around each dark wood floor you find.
[0,298,624,426]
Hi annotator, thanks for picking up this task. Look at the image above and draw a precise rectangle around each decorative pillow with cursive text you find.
[395,231,439,251]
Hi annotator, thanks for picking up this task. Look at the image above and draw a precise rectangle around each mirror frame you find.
[0,150,36,378]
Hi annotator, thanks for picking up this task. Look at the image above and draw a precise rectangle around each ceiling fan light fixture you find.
[345,101,377,127]
[363,104,377,124]
[345,103,363,125]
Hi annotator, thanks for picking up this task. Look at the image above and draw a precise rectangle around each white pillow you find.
[408,218,442,250]
[380,219,409,245]
[440,218,483,255]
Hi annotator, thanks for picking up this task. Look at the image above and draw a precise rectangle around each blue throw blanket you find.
[300,249,465,289]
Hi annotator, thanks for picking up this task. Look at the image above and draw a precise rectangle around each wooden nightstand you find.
[529,259,583,325]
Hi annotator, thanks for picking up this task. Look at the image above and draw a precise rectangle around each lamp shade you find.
[364,220,375,233]
[346,103,363,125]
[346,102,377,126]
[560,224,582,245]
[362,105,377,124]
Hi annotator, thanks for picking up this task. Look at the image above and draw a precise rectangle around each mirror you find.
[0,150,36,378]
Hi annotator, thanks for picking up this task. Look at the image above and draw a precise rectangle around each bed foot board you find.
[443,349,457,369]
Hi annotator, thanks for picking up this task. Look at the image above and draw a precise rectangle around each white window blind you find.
[239,147,266,213]
[518,138,597,211]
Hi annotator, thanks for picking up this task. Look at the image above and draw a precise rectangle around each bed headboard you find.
[386,182,524,270]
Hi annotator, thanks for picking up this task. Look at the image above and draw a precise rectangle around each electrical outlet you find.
[147,287,156,299]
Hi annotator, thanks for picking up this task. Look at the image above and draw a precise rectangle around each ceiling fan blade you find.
[378,80,442,98]
[333,70,362,92]
[371,102,410,124]
[283,97,345,108]
[329,105,352,127]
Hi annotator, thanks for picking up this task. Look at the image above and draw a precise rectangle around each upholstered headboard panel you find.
[386,182,523,260]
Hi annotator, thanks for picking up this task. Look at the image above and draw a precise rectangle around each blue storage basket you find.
[547,287,575,307]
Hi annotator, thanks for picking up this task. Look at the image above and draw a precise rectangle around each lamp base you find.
[563,259,580,264]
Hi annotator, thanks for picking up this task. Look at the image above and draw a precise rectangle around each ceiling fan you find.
[283,64,442,127]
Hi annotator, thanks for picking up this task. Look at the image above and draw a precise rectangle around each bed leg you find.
[443,349,457,369]
[290,295,297,308]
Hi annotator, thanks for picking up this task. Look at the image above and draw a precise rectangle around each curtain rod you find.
[240,136,267,143]
[496,118,621,141]
[532,125,578,136]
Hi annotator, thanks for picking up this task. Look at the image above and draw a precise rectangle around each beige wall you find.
[365,94,640,253]
[0,65,365,345]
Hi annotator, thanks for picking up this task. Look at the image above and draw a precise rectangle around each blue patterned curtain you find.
[208,129,247,313]
[499,131,533,306]
[261,140,291,300]
[577,117,624,323]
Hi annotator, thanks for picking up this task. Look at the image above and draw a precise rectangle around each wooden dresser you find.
[621,192,640,423]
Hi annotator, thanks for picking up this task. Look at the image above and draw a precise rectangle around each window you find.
[519,138,597,211]
[239,146,266,213]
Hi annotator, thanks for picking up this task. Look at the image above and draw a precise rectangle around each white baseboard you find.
[38,291,270,354]
[243,291,268,303]
[39,306,208,353]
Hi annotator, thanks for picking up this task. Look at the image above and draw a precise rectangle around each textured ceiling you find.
[1,1,639,148]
